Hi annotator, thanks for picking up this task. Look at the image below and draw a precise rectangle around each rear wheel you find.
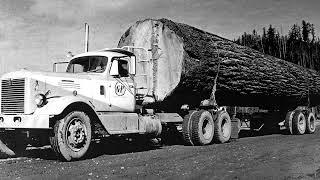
[214,111,232,143]
[49,111,92,161]
[182,110,214,146]
[292,110,306,135]
[182,110,197,146]
[284,111,294,134]
[191,110,214,145]
[305,111,316,134]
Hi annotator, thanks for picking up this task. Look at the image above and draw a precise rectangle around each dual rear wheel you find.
[285,109,315,135]
[182,110,232,146]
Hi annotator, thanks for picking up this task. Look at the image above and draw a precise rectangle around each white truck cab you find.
[0,48,177,161]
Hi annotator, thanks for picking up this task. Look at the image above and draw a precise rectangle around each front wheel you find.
[49,111,92,161]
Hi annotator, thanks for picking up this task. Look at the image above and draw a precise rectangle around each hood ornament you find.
[8,79,12,86]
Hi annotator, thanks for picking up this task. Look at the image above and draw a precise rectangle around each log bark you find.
[118,18,320,111]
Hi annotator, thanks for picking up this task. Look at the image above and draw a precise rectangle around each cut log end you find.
[119,19,185,102]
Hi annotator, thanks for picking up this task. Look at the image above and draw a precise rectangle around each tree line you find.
[234,20,320,71]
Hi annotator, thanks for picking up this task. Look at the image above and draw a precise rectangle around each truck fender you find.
[33,96,96,116]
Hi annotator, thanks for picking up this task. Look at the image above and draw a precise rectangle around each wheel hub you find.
[67,118,87,151]
[202,119,213,140]
[221,119,231,138]
[298,116,305,131]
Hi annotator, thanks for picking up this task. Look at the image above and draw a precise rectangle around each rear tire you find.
[292,110,306,135]
[182,110,197,146]
[305,111,316,134]
[285,111,294,134]
[182,110,214,146]
[214,111,232,143]
[49,111,92,161]
[191,110,214,145]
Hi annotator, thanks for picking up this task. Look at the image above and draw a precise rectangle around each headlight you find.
[35,93,46,107]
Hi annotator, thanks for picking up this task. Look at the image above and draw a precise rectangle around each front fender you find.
[33,96,95,116]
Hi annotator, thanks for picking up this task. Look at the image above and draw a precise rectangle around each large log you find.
[118,18,320,111]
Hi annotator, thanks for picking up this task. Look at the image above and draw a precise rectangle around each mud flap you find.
[0,139,15,158]
[231,118,240,139]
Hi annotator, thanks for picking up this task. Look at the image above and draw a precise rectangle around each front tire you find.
[49,111,92,161]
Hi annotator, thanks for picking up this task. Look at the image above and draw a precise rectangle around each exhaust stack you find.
[85,23,89,52]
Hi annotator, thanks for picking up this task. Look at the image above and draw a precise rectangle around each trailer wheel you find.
[305,111,316,134]
[292,110,306,135]
[214,111,232,143]
[49,111,92,161]
[284,111,294,134]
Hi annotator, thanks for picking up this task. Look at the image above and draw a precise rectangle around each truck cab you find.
[0,48,147,160]
[0,47,232,161]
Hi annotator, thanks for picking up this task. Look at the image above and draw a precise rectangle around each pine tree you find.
[234,21,320,71]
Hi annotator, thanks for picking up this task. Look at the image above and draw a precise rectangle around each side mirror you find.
[110,60,119,76]
[130,56,136,75]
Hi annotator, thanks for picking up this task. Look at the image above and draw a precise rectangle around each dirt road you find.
[0,129,320,180]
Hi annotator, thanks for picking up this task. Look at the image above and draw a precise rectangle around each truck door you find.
[108,57,136,112]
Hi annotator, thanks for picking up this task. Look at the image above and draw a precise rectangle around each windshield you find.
[66,56,108,73]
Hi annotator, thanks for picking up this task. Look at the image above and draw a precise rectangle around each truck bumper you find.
[0,114,49,129]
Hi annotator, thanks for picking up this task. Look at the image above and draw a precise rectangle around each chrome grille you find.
[1,78,25,114]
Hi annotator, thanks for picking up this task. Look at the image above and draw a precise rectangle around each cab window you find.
[113,57,130,77]
[67,56,108,73]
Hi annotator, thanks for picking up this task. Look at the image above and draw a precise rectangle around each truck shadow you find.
[238,129,288,138]
[22,138,162,160]
[21,128,290,161]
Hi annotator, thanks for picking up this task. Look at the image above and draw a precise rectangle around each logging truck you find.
[0,18,318,161]
[0,47,229,161]
[0,47,316,161]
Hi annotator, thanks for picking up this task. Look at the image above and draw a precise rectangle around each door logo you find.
[115,82,126,96]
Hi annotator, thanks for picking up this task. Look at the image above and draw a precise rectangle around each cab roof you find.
[99,48,135,57]
[72,48,135,59]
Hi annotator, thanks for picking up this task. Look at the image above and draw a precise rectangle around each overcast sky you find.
[0,0,320,75]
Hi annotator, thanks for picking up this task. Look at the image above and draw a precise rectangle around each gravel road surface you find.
[0,129,320,180]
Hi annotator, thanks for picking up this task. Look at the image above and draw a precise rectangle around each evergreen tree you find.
[234,21,320,71]
[302,20,311,42]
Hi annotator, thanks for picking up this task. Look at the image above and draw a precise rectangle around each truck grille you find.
[1,78,25,114]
